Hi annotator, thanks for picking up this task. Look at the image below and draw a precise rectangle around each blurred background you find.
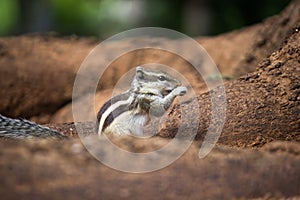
[0,0,291,39]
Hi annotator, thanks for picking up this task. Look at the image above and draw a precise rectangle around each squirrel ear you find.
[136,66,145,80]
[136,66,144,72]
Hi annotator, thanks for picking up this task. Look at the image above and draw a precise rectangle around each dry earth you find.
[0,0,299,199]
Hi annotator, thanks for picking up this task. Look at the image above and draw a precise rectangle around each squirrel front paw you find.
[173,86,187,96]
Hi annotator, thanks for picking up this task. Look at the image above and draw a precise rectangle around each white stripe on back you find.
[98,95,134,135]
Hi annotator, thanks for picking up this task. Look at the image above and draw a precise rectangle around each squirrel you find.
[97,66,187,136]
[0,66,187,139]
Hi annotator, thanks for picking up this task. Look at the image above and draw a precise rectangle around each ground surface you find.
[0,1,299,199]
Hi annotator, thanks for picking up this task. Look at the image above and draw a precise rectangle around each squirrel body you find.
[0,66,186,138]
[96,66,187,136]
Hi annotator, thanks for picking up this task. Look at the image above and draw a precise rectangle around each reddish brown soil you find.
[0,0,299,199]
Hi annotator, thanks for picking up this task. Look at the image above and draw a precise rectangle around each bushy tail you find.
[0,114,66,139]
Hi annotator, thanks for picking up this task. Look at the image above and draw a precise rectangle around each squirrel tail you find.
[0,114,66,139]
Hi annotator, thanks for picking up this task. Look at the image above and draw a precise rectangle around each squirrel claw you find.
[174,86,187,96]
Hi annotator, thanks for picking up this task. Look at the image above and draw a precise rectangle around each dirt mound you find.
[0,138,299,200]
[0,16,261,123]
[0,0,298,123]
[0,1,299,199]
[161,26,300,147]
[0,34,96,122]
[234,0,300,76]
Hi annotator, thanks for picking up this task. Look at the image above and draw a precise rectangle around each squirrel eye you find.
[158,75,166,81]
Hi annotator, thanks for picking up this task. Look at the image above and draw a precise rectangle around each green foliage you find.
[0,0,18,35]
[209,0,290,35]
[51,0,100,36]
[0,0,292,37]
